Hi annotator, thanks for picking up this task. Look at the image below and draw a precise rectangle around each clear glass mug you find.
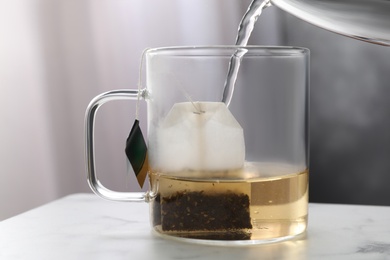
[85,46,310,245]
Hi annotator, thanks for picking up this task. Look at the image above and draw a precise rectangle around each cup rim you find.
[146,45,309,56]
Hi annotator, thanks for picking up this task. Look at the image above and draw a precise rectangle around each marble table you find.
[1,194,390,259]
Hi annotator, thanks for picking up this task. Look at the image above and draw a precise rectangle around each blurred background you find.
[1,0,389,220]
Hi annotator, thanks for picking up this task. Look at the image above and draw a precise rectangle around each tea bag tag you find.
[125,119,148,188]
[125,48,149,188]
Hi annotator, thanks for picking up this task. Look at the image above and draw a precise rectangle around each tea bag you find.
[154,102,245,173]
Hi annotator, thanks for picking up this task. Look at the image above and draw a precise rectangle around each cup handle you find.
[85,89,148,202]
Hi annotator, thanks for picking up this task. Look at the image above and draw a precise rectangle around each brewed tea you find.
[149,163,308,241]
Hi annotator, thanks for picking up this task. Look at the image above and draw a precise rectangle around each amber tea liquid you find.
[149,163,308,242]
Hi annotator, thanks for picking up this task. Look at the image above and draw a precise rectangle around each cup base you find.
[152,228,307,246]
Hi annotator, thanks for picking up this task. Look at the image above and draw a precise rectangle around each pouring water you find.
[223,0,390,106]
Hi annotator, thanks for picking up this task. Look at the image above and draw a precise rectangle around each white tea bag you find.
[154,102,245,173]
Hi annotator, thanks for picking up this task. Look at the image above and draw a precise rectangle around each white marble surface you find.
[1,194,390,260]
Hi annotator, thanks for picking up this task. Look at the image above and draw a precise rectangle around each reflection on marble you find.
[1,194,390,259]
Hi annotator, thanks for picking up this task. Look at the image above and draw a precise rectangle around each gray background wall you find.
[281,12,390,206]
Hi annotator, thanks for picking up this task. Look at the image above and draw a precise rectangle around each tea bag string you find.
[136,48,149,120]
[126,48,150,189]
[167,70,203,114]
[175,81,204,114]
[137,48,203,115]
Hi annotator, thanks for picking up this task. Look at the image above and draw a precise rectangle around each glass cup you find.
[85,46,310,245]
